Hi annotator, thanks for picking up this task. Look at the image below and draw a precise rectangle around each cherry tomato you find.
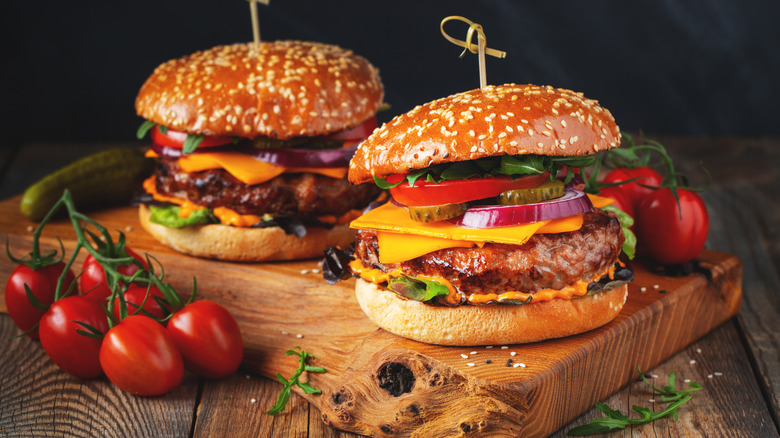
[38,295,109,378]
[100,315,184,396]
[602,167,664,210]
[167,300,243,379]
[5,262,76,340]
[389,174,550,207]
[635,188,709,265]
[111,284,168,321]
[597,186,635,219]
[79,246,147,303]
[150,125,233,149]
[322,116,377,142]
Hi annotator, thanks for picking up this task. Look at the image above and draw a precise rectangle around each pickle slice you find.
[407,202,469,222]
[498,179,565,205]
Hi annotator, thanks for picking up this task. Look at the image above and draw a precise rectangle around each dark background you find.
[3,0,779,147]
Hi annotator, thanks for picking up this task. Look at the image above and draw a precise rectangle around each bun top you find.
[136,41,384,139]
[349,84,620,184]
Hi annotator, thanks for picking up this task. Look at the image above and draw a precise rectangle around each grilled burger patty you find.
[354,209,624,296]
[154,158,380,217]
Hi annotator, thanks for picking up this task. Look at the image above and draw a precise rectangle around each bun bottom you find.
[355,279,628,346]
[139,204,355,261]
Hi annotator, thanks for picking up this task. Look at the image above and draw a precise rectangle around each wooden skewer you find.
[440,16,506,90]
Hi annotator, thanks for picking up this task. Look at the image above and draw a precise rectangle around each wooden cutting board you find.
[0,196,742,437]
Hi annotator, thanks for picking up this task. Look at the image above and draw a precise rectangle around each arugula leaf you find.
[567,367,701,436]
[136,120,156,140]
[182,134,204,155]
[602,205,636,260]
[267,347,327,415]
[372,154,599,189]
[388,275,451,302]
[148,205,217,228]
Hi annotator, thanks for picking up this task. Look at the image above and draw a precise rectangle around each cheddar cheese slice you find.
[351,194,614,263]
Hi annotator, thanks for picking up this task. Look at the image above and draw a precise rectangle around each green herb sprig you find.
[567,367,701,436]
[267,347,327,415]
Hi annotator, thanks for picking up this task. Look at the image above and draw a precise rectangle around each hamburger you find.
[135,41,384,261]
[330,84,633,346]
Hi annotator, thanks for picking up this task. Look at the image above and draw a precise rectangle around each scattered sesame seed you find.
[684,379,691,383]
[649,399,655,403]
[500,346,509,350]
[690,360,697,365]
[651,374,658,379]
[640,287,647,292]
[513,363,523,368]
[467,363,475,367]
[653,284,660,289]
[281,331,288,335]
[708,374,713,379]
[486,346,493,349]
[312,268,320,274]
[470,351,477,355]
[696,348,702,353]
[251,398,257,403]
[461,354,469,359]
[714,372,723,376]
[518,363,526,368]
[26,225,34,232]
[296,334,303,338]
[300,269,309,274]
[124,226,133,232]
[510,352,517,356]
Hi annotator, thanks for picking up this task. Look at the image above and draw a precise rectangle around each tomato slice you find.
[389,173,550,206]
[150,126,234,149]
[322,116,377,142]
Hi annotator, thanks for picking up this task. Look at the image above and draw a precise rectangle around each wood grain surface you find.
[0,138,778,437]
[0,192,742,436]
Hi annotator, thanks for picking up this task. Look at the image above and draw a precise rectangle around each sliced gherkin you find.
[498,179,565,205]
[407,202,469,222]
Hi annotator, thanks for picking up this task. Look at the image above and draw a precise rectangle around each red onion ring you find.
[448,189,593,228]
[150,142,357,168]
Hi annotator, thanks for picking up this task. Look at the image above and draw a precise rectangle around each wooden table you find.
[0,138,777,437]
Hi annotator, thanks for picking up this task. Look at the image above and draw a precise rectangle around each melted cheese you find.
[352,194,614,263]
[142,176,262,227]
[146,149,347,185]
[177,151,347,185]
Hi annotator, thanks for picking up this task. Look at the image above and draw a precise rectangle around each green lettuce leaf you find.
[148,205,218,228]
[602,205,636,259]
[388,275,450,302]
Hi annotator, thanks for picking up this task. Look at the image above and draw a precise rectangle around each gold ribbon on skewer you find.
[440,16,506,89]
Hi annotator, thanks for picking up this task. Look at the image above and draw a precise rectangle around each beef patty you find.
[154,158,380,217]
[354,209,624,297]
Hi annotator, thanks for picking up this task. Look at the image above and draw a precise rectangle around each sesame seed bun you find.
[349,84,620,184]
[138,204,356,261]
[355,278,628,346]
[135,41,384,139]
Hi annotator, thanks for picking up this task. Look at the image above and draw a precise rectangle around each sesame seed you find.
[513,363,523,368]
[26,225,34,232]
[467,363,475,367]
[486,346,494,349]
[251,398,257,403]
[696,348,702,353]
[708,374,713,379]
[714,372,723,376]
[641,287,647,292]
[461,354,469,359]
[653,284,660,289]
[690,360,697,365]
[510,352,517,356]
[281,331,288,335]
[500,346,509,350]
[296,334,303,338]
[684,379,691,383]
[470,351,477,355]
[649,399,655,403]
[300,269,309,274]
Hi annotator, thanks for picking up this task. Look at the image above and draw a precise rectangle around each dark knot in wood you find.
[377,362,415,396]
